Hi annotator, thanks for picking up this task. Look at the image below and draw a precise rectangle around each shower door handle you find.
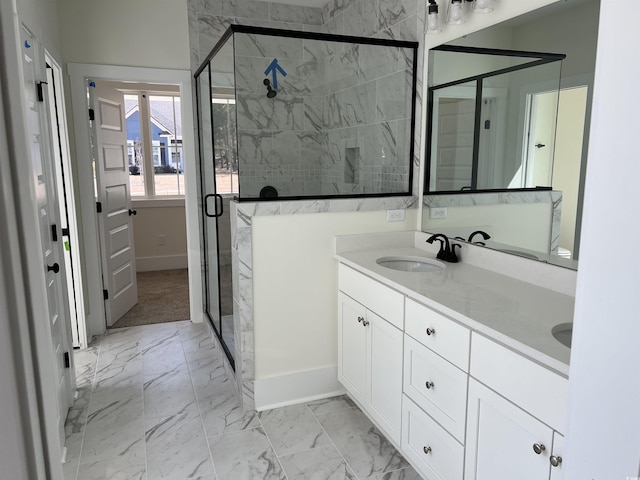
[204,193,224,218]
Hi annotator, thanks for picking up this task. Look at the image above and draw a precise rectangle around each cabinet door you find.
[465,379,554,480]
[369,311,403,444]
[549,432,564,480]
[338,293,369,405]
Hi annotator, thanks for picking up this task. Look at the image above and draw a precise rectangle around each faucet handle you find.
[447,243,461,263]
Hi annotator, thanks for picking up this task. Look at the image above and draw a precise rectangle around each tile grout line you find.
[179,323,220,480]
[304,402,362,480]
[71,338,102,478]
[256,411,291,480]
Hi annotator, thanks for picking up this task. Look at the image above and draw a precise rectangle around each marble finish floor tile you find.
[259,404,331,456]
[143,369,198,419]
[209,427,286,480]
[306,394,356,415]
[316,407,410,479]
[64,322,416,480]
[145,410,215,480]
[279,444,357,480]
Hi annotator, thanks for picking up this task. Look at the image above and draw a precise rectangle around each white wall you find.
[57,0,190,69]
[423,202,553,253]
[566,0,640,477]
[252,209,418,380]
[133,204,188,271]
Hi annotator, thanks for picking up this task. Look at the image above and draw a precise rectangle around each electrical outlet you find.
[158,234,166,246]
[387,209,405,222]
[430,207,447,219]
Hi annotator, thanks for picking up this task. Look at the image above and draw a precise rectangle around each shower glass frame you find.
[195,24,420,202]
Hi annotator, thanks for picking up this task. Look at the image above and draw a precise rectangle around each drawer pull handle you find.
[533,443,546,455]
[425,381,435,389]
[423,446,432,455]
[362,319,370,327]
[426,328,436,336]
[550,455,562,467]
[357,316,364,323]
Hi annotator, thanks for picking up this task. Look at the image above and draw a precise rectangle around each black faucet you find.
[467,230,491,246]
[426,234,461,263]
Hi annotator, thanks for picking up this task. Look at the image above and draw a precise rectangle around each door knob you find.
[47,263,60,273]
[532,443,546,455]
[128,209,137,216]
[550,455,562,467]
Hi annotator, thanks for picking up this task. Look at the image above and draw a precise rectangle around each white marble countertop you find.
[335,246,574,376]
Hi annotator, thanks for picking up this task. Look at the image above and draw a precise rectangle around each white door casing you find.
[91,81,138,326]
[21,26,74,454]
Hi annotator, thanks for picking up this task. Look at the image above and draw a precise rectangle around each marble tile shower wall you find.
[189,0,427,410]
[233,31,414,197]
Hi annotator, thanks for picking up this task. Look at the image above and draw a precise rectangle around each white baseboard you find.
[254,366,345,411]
[136,254,188,272]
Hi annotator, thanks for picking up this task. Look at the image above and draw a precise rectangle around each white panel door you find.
[465,379,553,480]
[93,82,138,325]
[21,27,74,453]
[338,293,369,405]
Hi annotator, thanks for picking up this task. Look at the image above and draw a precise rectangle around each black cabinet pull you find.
[47,263,60,273]
[128,209,137,216]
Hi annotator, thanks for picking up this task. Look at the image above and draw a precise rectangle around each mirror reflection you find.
[422,0,600,269]
[427,46,564,192]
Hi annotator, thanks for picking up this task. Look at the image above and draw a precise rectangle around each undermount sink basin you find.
[552,322,572,348]
[376,256,445,273]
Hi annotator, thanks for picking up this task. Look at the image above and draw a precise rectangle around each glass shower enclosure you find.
[195,25,418,367]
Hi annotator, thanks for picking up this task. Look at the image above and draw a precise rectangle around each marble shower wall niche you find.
[232,29,416,198]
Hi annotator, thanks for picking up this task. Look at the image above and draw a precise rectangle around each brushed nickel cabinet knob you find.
[425,381,435,389]
[533,443,546,455]
[550,455,562,467]
[426,328,436,336]
[423,446,432,455]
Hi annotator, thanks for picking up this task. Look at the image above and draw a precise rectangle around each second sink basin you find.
[376,256,445,273]
[552,322,572,348]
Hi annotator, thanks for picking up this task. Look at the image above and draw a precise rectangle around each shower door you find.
[196,63,234,368]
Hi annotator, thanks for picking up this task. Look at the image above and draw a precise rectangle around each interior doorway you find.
[67,63,201,346]
[90,80,193,328]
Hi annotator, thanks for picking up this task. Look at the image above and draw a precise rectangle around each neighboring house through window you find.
[125,92,184,197]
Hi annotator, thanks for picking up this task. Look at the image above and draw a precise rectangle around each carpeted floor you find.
[111,269,190,328]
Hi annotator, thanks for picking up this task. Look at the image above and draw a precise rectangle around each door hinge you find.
[64,351,70,368]
[51,224,58,242]
[88,108,95,121]
[96,201,102,213]
[37,81,48,102]
[103,289,109,300]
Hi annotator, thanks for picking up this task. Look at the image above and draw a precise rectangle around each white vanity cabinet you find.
[338,265,404,444]
[401,298,470,480]
[464,333,568,480]
[336,261,569,480]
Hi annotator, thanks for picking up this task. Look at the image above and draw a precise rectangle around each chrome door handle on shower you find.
[204,194,224,218]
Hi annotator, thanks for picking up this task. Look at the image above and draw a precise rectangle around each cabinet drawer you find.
[405,298,470,371]
[470,333,569,433]
[404,336,468,442]
[402,395,464,480]
[338,264,404,329]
